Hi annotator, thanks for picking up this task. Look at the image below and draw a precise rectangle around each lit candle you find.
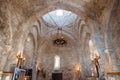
[76,65,81,72]
[92,72,94,76]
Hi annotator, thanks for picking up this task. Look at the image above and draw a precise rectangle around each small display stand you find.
[12,67,26,80]
[52,72,62,80]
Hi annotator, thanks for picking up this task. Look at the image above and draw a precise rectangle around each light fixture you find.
[76,64,81,73]
[16,51,25,68]
[53,28,67,46]
[93,50,100,60]
[91,51,100,77]
[56,9,63,16]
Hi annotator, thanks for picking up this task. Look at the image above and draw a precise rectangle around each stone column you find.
[104,49,119,71]
[104,19,119,71]
[32,55,37,80]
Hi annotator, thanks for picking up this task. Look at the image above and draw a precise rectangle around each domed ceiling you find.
[42,9,78,28]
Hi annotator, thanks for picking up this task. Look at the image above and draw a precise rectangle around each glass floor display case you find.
[0,71,13,80]
[107,72,120,80]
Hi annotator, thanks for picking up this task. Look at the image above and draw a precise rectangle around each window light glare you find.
[56,9,63,16]
[54,55,60,70]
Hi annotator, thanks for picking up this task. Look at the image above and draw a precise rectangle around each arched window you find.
[54,55,60,70]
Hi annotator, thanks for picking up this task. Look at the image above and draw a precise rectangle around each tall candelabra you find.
[16,52,25,68]
[92,53,100,77]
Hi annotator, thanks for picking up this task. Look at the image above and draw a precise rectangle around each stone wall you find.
[0,0,11,70]
[111,1,120,63]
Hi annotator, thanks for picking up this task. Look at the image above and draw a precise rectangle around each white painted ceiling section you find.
[42,9,78,28]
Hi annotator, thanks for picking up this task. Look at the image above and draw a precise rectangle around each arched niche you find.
[89,40,100,60]
[23,33,35,68]
[37,30,81,80]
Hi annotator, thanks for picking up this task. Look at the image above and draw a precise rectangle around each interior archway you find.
[0,0,120,80]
